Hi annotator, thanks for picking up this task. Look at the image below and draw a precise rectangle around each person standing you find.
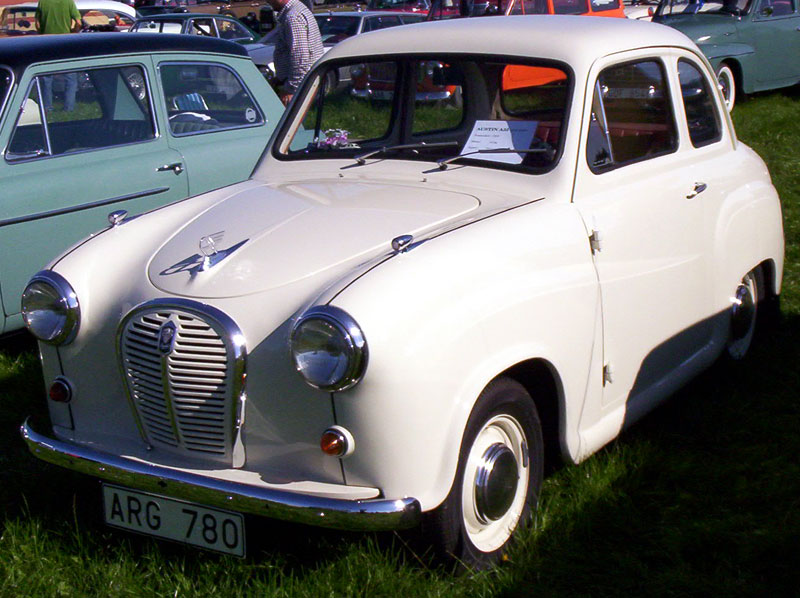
[266,0,323,105]
[35,0,81,112]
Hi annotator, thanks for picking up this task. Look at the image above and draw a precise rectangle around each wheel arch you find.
[500,359,566,472]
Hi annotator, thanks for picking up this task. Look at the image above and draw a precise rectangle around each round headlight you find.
[290,306,367,392]
[21,271,80,345]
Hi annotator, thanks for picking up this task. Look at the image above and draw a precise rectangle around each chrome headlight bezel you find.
[21,270,80,345]
[290,305,368,392]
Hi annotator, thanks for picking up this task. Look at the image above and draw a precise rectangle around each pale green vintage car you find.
[0,33,283,334]
[653,0,800,110]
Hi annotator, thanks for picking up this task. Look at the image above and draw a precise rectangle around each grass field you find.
[0,87,798,597]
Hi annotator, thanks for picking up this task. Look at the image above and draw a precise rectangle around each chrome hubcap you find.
[461,413,530,553]
[475,443,519,523]
[731,282,755,341]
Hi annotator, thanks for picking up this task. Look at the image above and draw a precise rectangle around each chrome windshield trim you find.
[0,187,169,229]
[0,66,13,119]
[21,419,421,531]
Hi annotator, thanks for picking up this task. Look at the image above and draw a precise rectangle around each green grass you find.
[1,88,799,596]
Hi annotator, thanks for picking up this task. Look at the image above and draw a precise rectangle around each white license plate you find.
[102,485,245,557]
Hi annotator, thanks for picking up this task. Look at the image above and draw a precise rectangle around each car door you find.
[748,0,800,86]
[0,57,188,331]
[572,52,713,418]
[154,57,282,196]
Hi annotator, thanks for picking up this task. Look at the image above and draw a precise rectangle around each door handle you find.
[157,162,184,175]
[686,182,707,199]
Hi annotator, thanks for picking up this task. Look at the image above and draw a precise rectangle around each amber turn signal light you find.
[320,426,354,458]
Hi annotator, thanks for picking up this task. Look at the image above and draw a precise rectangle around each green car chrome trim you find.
[0,187,170,228]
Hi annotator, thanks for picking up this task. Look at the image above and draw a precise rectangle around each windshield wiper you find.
[437,146,556,170]
[355,141,459,165]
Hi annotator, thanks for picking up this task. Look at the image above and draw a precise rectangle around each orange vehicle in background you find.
[428,0,626,19]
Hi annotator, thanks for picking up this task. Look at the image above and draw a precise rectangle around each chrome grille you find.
[119,304,244,465]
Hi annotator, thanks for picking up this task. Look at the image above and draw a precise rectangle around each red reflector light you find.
[49,379,72,403]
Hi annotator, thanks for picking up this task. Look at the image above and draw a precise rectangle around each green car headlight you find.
[21,271,80,345]
[290,306,367,392]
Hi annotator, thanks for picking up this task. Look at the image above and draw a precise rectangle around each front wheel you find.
[716,64,736,112]
[425,377,544,569]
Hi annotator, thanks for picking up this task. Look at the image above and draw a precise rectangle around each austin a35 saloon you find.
[20,17,784,567]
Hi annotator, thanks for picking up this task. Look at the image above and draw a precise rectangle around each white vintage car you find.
[20,16,784,567]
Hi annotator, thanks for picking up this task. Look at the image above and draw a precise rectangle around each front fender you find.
[328,200,599,511]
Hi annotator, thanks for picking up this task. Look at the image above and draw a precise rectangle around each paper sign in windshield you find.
[462,120,538,165]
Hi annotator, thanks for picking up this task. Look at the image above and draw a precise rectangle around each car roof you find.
[323,15,698,70]
[0,32,249,76]
[10,0,137,17]
[133,12,232,20]
[314,10,417,17]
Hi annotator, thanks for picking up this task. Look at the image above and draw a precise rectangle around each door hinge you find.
[603,362,614,386]
[589,229,602,254]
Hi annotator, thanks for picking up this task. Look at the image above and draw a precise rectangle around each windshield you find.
[655,0,752,17]
[275,55,570,174]
[315,15,360,43]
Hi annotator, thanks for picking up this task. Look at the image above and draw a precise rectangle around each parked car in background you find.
[129,12,259,44]
[135,0,278,31]
[653,0,800,110]
[426,0,626,18]
[0,34,282,335]
[19,16,784,568]
[624,0,658,19]
[0,0,136,36]
[247,11,425,82]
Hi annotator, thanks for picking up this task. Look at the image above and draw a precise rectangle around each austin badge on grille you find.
[158,321,177,354]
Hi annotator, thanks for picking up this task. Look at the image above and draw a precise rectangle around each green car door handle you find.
[157,162,184,175]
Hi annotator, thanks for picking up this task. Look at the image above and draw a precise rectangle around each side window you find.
[216,18,252,40]
[678,59,721,148]
[590,0,620,11]
[758,0,795,16]
[552,0,587,14]
[190,18,216,36]
[159,63,264,136]
[7,66,155,161]
[586,59,677,172]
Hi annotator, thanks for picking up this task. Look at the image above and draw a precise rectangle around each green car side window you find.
[7,65,155,161]
[160,63,265,136]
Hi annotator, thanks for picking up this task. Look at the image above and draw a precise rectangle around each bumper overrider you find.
[20,419,421,531]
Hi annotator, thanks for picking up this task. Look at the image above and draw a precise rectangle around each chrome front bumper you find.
[21,419,421,531]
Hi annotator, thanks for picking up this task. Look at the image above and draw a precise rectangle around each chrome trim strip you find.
[116,298,248,467]
[0,187,169,229]
[0,65,14,119]
[21,419,421,531]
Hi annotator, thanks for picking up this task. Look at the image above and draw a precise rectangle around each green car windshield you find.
[656,0,753,17]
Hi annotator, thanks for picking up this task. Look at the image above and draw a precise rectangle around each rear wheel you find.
[426,377,543,569]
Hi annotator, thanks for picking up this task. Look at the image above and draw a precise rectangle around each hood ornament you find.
[199,231,225,271]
